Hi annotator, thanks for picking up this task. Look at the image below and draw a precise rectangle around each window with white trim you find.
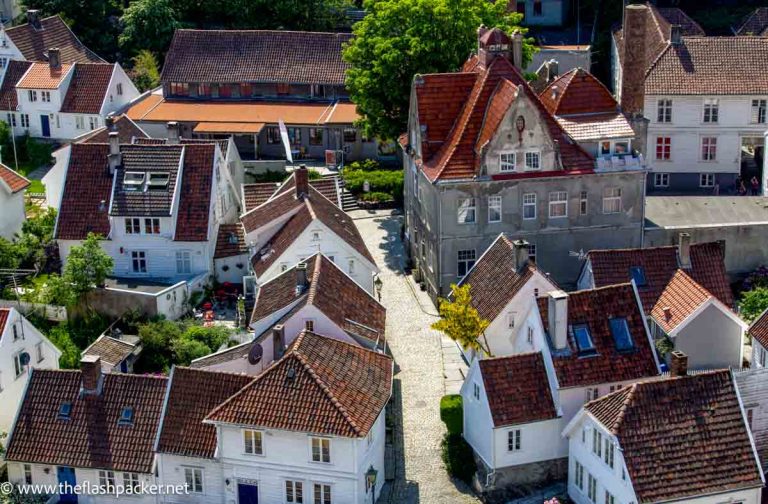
[528,243,536,262]
[602,187,622,214]
[701,137,717,161]
[98,470,115,491]
[125,218,140,234]
[243,429,263,455]
[657,99,672,123]
[75,116,85,130]
[20,114,29,128]
[305,319,315,332]
[500,152,516,171]
[117,83,123,96]
[89,117,99,130]
[23,464,32,485]
[286,480,303,503]
[575,461,584,490]
[654,173,669,187]
[175,251,191,274]
[473,382,480,400]
[585,387,599,402]
[41,91,50,102]
[587,473,597,503]
[7,113,16,127]
[752,99,767,124]
[131,251,147,273]
[123,473,140,493]
[592,429,602,457]
[548,191,567,218]
[700,173,715,188]
[184,467,204,494]
[507,429,521,451]
[524,151,540,170]
[144,218,160,234]
[36,342,43,363]
[457,198,476,224]
[488,195,502,223]
[579,191,588,215]
[527,326,534,345]
[522,193,536,219]
[13,351,25,378]
[702,98,718,123]
[313,483,331,504]
[311,437,331,463]
[457,249,476,278]
[604,438,615,468]
[28,90,37,102]
[605,490,615,504]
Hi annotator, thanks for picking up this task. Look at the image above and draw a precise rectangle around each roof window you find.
[609,317,634,352]
[58,402,72,420]
[123,171,145,190]
[629,266,647,287]
[572,323,596,355]
[118,407,134,426]
[146,172,170,190]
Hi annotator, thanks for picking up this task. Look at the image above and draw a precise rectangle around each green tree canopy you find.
[128,50,161,92]
[343,0,533,140]
[63,233,114,300]
[119,0,182,59]
[431,283,492,356]
[741,287,768,323]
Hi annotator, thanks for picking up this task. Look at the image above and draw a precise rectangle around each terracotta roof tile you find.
[16,62,72,89]
[5,370,167,473]
[241,188,303,233]
[689,241,734,307]
[82,336,137,368]
[161,30,352,85]
[479,352,558,427]
[749,308,768,349]
[586,371,763,503]
[174,144,215,241]
[157,367,252,458]
[0,308,9,335]
[650,269,713,333]
[251,205,314,275]
[76,115,149,144]
[5,15,104,63]
[734,8,768,36]
[539,68,618,116]
[0,163,30,193]
[242,183,280,212]
[554,113,634,142]
[0,60,31,110]
[205,331,392,437]
[537,284,659,388]
[60,63,115,114]
[214,224,247,259]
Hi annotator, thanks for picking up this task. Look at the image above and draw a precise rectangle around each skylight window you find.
[118,407,134,426]
[58,402,72,420]
[123,171,145,190]
[609,317,634,352]
[629,266,647,287]
[146,172,170,189]
[572,323,596,355]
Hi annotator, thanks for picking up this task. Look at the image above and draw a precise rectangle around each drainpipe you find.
[640,166,648,248]
[438,184,443,296]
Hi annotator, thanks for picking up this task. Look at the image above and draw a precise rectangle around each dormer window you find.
[500,152,516,172]
[118,407,134,426]
[58,402,72,420]
[572,323,596,355]
[147,172,170,189]
[629,266,646,287]
[609,317,634,352]
[123,171,145,190]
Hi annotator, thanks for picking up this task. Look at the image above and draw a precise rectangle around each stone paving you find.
[353,212,479,504]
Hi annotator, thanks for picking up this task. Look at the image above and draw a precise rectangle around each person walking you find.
[751,176,760,196]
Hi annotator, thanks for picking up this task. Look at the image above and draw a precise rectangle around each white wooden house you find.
[0,163,29,239]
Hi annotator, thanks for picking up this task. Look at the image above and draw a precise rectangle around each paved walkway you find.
[355,214,478,504]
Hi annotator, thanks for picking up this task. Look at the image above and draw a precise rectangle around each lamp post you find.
[365,465,378,504]
[374,276,383,302]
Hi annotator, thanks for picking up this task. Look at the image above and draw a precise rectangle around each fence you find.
[0,299,67,321]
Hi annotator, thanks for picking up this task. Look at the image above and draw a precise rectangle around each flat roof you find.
[103,277,178,294]
[645,196,768,229]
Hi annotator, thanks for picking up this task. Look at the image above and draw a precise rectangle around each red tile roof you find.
[479,352,558,427]
[650,269,714,333]
[0,308,9,335]
[16,62,72,89]
[749,307,768,349]
[156,367,252,458]
[415,55,594,182]
[240,188,303,233]
[161,30,352,86]
[6,370,167,473]
[174,144,215,241]
[689,241,734,307]
[0,163,30,193]
[214,223,247,259]
[734,8,768,36]
[60,63,115,114]
[539,68,618,116]
[242,183,280,212]
[586,370,763,503]
[458,234,556,323]
[76,115,149,144]
[251,205,314,275]
[0,60,32,111]
[54,143,112,240]
[205,331,392,437]
[537,283,659,388]
[5,15,104,63]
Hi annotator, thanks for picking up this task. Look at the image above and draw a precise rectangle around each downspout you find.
[438,184,443,296]
[640,164,648,249]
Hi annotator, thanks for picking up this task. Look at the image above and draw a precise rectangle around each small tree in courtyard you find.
[63,233,114,307]
[432,283,493,357]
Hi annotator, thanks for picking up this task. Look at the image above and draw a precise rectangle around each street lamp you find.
[374,276,383,302]
[365,465,378,504]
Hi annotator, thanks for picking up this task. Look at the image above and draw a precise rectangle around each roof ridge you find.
[174,364,255,379]
[609,383,637,433]
[306,253,323,305]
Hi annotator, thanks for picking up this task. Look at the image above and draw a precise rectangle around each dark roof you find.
[587,242,733,311]
[110,145,183,217]
[586,371,763,503]
[734,8,768,36]
[82,336,137,367]
[0,60,32,110]
[458,234,555,323]
[242,177,342,214]
[189,341,252,369]
[5,15,104,63]
[55,143,112,240]
[174,143,215,241]
[749,307,768,349]
[6,370,167,473]
[205,331,392,437]
[0,163,30,193]
[242,183,280,212]
[479,352,558,427]
[415,54,594,182]
[537,284,659,388]
[60,63,115,114]
[161,29,352,86]
[76,115,149,144]
[214,223,247,259]
[539,68,618,116]
[156,367,252,458]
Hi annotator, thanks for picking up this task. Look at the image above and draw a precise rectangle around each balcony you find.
[595,153,646,172]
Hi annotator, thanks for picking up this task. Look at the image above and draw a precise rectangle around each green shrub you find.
[251,170,288,183]
[342,169,404,203]
[440,432,476,484]
[440,394,463,435]
[740,287,768,322]
[47,325,82,369]
[359,191,393,203]
[346,159,381,172]
[24,136,53,169]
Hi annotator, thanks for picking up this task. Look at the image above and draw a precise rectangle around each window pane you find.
[610,317,634,351]
[572,324,595,353]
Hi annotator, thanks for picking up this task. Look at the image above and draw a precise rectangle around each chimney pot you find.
[272,324,286,361]
[295,165,309,199]
[295,261,308,294]
[670,350,688,377]
[512,31,524,71]
[547,290,569,350]
[512,239,530,272]
[166,121,179,144]
[108,132,121,175]
[48,48,60,71]
[678,232,691,268]
[26,9,41,30]
[80,355,102,393]
[663,306,672,321]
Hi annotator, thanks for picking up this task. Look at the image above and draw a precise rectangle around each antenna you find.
[568,249,588,261]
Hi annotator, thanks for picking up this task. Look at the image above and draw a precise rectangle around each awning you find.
[193,122,265,134]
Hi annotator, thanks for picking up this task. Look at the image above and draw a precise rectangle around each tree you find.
[128,50,161,92]
[119,0,182,59]
[343,0,533,140]
[62,233,114,303]
[0,236,21,269]
[740,287,768,323]
[47,325,82,368]
[431,283,492,356]
[36,274,77,307]
[137,319,182,371]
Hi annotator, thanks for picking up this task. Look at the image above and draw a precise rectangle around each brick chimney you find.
[670,24,683,45]
[272,324,286,361]
[48,48,60,71]
[295,165,309,198]
[670,350,688,377]
[166,121,180,144]
[80,355,102,394]
[26,10,41,30]
[547,290,568,350]
[512,31,524,71]
[512,239,530,272]
[678,232,691,269]
[620,4,649,116]
[108,131,121,175]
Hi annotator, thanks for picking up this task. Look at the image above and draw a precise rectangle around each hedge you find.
[441,433,476,484]
[440,394,463,435]
[342,169,404,203]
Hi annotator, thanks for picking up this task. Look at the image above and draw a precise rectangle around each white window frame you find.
[28,90,37,102]
[500,152,516,172]
[548,191,567,219]
[41,90,50,102]
[89,116,99,130]
[176,250,191,275]
[751,98,767,124]
[311,437,331,463]
[507,429,521,452]
[488,195,502,223]
[36,342,43,363]
[524,151,541,170]
[285,480,304,503]
[144,217,160,234]
[75,116,85,130]
[700,173,715,188]
[23,464,32,485]
[123,472,140,493]
[473,382,480,400]
[604,438,615,468]
[20,114,29,128]
[457,198,476,224]
[587,473,597,503]
[243,429,264,455]
[605,490,615,504]
[592,429,602,457]
[98,470,115,491]
[602,187,622,214]
[654,173,669,187]
[13,350,25,378]
[457,249,476,278]
[131,251,147,274]
[313,483,332,504]
[575,460,584,490]
[655,136,671,161]
[702,98,719,123]
[184,467,204,494]
[522,193,536,220]
[579,191,588,215]
[528,243,536,262]
[657,98,672,123]
[304,319,315,332]
[701,136,717,161]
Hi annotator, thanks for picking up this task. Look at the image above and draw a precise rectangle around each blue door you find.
[237,483,258,504]
[57,466,77,503]
[40,115,50,137]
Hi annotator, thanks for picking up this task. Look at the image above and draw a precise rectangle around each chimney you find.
[105,115,115,131]
[295,261,308,294]
[272,324,286,360]
[26,9,41,30]
[80,355,102,394]
[512,239,530,272]
[547,59,559,79]
[108,131,121,175]
[166,121,180,144]
[295,165,309,199]
[512,31,524,71]
[670,24,682,45]
[620,4,649,115]
[678,232,691,269]
[547,290,568,350]
[670,350,688,377]
[662,306,672,322]
[48,48,60,71]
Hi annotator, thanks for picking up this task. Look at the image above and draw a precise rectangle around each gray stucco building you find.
[401,27,646,297]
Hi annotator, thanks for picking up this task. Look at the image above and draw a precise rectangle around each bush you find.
[740,287,768,323]
[24,135,53,169]
[440,432,476,484]
[359,191,393,203]
[342,169,404,203]
[47,325,82,369]
[440,394,463,435]
[136,319,237,371]
[346,159,382,172]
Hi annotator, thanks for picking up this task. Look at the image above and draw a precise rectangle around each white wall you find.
[99,64,140,117]
[461,360,494,467]
[157,453,224,504]
[0,185,25,239]
[44,145,70,210]
[673,303,744,369]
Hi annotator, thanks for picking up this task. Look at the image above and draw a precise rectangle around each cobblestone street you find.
[352,211,478,504]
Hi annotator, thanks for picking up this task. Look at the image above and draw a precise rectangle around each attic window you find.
[609,317,634,352]
[118,407,134,426]
[123,171,145,190]
[146,172,170,189]
[629,266,647,287]
[227,232,239,245]
[58,402,72,420]
[572,323,596,355]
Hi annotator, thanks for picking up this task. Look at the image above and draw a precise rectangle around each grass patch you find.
[27,179,45,193]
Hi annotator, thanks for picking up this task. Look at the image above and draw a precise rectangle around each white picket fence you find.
[0,299,67,321]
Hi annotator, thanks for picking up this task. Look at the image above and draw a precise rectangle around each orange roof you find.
[193,122,265,134]
[0,163,30,193]
[126,94,359,126]
[16,62,72,89]
[539,45,590,51]
[651,269,713,333]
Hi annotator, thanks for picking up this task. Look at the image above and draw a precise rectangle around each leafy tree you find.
[135,319,236,371]
[128,50,161,92]
[432,283,492,357]
[36,274,77,307]
[137,319,182,371]
[172,335,211,365]
[344,0,533,140]
[740,287,768,323]
[119,0,182,59]
[47,325,82,368]
[62,233,114,303]
[0,236,21,269]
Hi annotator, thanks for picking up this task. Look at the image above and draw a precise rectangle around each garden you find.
[341,159,404,208]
